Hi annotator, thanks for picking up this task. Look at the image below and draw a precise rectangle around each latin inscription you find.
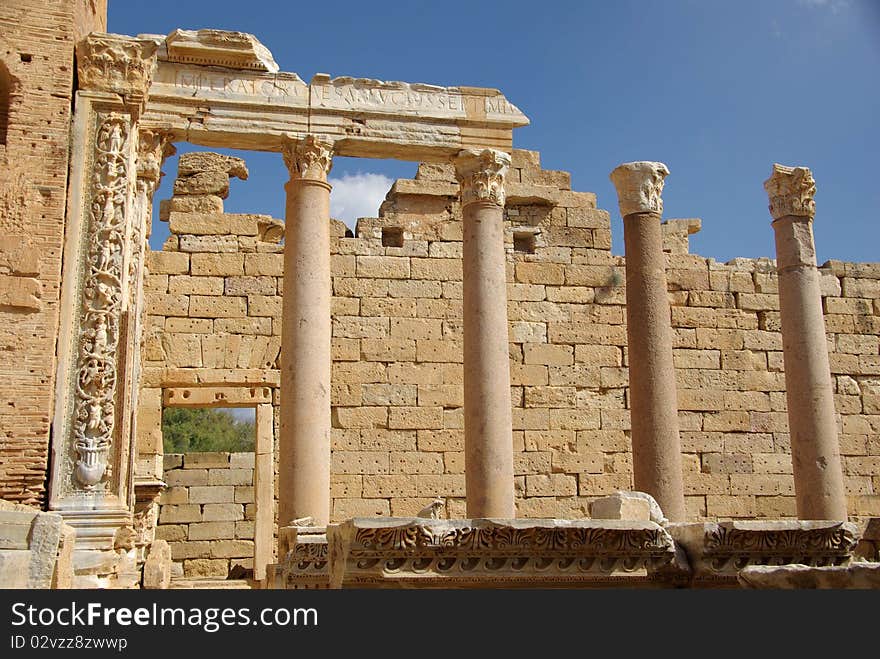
[174,71,306,100]
[312,84,521,116]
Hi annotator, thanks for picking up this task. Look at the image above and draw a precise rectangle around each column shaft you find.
[623,213,686,522]
[279,137,333,529]
[463,200,515,518]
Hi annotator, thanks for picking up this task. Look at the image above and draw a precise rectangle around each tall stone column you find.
[49,34,159,561]
[279,135,334,529]
[610,161,686,522]
[453,149,515,519]
[764,164,847,520]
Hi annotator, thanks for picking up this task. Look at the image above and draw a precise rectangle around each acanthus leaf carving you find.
[76,34,158,111]
[453,148,510,207]
[281,135,334,182]
[764,163,816,221]
[609,161,669,217]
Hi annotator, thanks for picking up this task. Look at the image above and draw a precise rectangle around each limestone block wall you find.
[0,0,106,505]
[140,148,880,528]
[156,452,256,578]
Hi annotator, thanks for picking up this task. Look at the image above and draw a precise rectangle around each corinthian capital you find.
[764,163,816,221]
[453,149,511,207]
[136,128,176,184]
[76,34,158,110]
[282,135,334,182]
[609,161,670,217]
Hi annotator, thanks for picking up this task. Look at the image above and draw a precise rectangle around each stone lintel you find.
[609,161,669,217]
[163,385,273,407]
[136,30,527,160]
[328,518,678,589]
[669,521,859,583]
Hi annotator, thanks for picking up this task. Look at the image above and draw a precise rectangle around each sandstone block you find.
[188,486,235,504]
[188,521,236,541]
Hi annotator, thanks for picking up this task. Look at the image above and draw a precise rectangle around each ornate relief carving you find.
[453,148,511,206]
[764,163,816,220]
[281,135,334,182]
[609,161,669,217]
[329,519,678,588]
[280,538,330,589]
[136,129,176,187]
[671,521,859,580]
[76,34,158,109]
[71,113,131,491]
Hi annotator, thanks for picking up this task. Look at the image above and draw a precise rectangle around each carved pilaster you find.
[76,34,158,115]
[609,161,669,217]
[281,135,334,182]
[453,148,510,207]
[764,163,816,221]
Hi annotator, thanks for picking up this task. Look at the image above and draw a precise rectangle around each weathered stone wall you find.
[157,452,256,578]
[0,0,106,505]
[141,148,880,526]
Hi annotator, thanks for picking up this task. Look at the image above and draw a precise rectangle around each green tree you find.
[162,407,255,453]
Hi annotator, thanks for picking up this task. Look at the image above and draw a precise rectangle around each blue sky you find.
[108,0,879,264]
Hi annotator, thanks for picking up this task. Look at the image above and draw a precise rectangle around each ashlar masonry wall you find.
[0,0,106,506]
[140,148,880,532]
[157,452,256,578]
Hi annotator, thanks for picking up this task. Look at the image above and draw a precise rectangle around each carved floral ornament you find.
[281,135,334,182]
[76,34,158,108]
[136,129,176,185]
[609,161,670,217]
[764,163,816,221]
[453,149,511,207]
[72,112,131,490]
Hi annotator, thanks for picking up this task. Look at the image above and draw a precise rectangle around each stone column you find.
[279,135,334,529]
[131,128,176,563]
[764,164,847,520]
[609,161,686,522]
[453,149,515,519]
[49,34,159,560]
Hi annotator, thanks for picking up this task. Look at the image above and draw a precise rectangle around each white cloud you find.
[329,172,394,230]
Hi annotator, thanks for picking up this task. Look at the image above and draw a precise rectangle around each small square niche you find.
[382,226,404,248]
[513,231,536,254]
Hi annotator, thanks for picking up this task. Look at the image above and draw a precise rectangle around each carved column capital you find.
[281,135,334,182]
[453,149,511,207]
[76,34,159,113]
[609,161,669,217]
[764,163,816,221]
[136,129,176,186]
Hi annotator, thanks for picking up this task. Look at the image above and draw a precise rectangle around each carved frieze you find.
[453,149,511,207]
[282,135,334,182]
[329,518,678,588]
[764,163,816,220]
[609,161,670,217]
[77,34,158,109]
[278,536,330,590]
[671,521,859,582]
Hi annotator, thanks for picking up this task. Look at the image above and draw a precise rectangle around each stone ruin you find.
[0,1,878,589]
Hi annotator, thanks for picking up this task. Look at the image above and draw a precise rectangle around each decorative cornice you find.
[764,163,816,221]
[76,34,159,111]
[281,135,334,182]
[609,161,669,217]
[453,149,511,207]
